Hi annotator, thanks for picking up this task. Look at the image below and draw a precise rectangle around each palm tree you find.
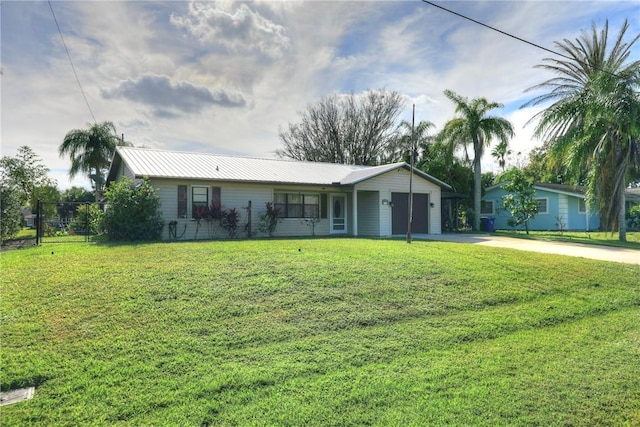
[59,121,127,201]
[491,140,511,171]
[524,20,640,241]
[385,120,435,164]
[437,90,514,230]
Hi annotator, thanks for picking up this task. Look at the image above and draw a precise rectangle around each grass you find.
[494,230,640,249]
[15,228,37,239]
[2,239,639,426]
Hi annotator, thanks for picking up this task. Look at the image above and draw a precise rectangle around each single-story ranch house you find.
[106,147,453,240]
[481,182,639,232]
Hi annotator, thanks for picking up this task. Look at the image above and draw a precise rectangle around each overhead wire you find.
[48,0,97,123]
[421,0,624,79]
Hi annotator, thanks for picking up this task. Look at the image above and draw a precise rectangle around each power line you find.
[48,0,97,123]
[421,0,622,78]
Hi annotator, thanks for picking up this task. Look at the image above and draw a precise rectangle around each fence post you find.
[247,200,252,238]
[36,200,41,245]
[85,203,89,242]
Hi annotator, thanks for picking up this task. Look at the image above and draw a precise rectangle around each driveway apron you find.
[415,234,640,266]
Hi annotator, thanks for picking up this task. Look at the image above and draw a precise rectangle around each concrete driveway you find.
[415,234,640,265]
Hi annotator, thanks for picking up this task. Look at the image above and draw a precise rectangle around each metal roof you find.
[107,147,452,189]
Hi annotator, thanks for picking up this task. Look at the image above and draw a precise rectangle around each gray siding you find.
[356,191,379,236]
[356,168,442,235]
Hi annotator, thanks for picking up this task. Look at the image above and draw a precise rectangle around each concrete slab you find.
[0,387,35,407]
[412,234,640,265]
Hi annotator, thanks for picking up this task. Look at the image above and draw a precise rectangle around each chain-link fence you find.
[36,201,96,244]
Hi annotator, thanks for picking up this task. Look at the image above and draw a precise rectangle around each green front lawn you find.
[2,239,639,425]
[15,228,37,239]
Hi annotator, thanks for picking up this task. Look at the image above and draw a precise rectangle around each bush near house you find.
[103,177,163,241]
[627,206,640,231]
[69,203,104,235]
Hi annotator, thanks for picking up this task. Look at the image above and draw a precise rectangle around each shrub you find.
[103,177,164,241]
[1,184,22,242]
[70,204,104,234]
[221,208,241,238]
[627,205,640,231]
[257,202,280,237]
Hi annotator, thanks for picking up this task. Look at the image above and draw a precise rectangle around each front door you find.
[330,194,347,234]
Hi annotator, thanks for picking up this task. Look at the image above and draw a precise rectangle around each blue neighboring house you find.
[482,183,599,231]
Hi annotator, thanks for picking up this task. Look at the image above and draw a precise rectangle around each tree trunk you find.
[618,187,626,242]
[473,141,482,231]
[94,167,103,203]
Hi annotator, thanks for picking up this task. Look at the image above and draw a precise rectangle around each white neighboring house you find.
[106,147,453,240]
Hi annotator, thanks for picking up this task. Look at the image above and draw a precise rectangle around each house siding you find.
[483,186,600,231]
[150,179,335,239]
[558,194,569,229]
[356,190,380,236]
[356,168,442,235]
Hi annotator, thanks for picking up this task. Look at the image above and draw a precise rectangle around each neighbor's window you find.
[177,185,188,218]
[192,186,209,219]
[579,199,587,213]
[536,198,548,214]
[274,192,320,218]
[480,200,494,215]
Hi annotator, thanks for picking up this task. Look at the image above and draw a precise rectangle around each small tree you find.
[500,168,538,234]
[103,177,163,241]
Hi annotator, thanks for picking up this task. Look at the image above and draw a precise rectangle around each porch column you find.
[353,186,358,236]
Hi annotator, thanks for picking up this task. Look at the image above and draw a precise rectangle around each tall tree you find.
[524,19,640,241]
[277,89,405,165]
[437,90,514,230]
[59,121,128,201]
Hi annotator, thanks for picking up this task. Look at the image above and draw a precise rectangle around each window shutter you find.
[177,185,187,218]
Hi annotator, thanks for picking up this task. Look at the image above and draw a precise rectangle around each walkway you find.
[414,234,640,266]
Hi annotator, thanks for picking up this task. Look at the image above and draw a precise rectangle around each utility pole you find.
[407,104,415,244]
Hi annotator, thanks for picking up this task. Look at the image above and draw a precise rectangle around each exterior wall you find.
[355,168,442,235]
[121,168,445,240]
[558,194,569,229]
[151,179,337,240]
[482,187,600,231]
[356,191,380,236]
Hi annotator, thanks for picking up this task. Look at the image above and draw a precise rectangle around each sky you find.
[1,0,638,190]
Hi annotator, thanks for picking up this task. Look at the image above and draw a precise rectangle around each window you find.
[536,198,548,214]
[177,185,187,218]
[579,199,587,213]
[480,200,494,215]
[192,186,209,219]
[274,192,320,218]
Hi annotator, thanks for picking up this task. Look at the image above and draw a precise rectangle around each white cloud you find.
[170,1,290,60]
[2,0,637,192]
